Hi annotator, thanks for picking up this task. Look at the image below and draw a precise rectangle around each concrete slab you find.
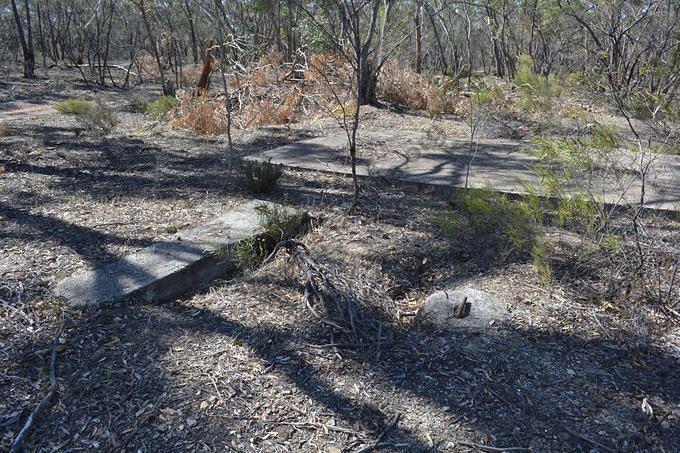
[55,200,302,307]
[247,130,680,210]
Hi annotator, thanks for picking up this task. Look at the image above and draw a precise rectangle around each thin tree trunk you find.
[11,0,35,78]
[36,2,46,69]
[414,1,423,74]
[24,0,35,77]
[184,1,199,65]
[134,0,170,94]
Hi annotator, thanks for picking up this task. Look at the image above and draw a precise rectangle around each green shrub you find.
[239,159,283,194]
[55,98,93,115]
[625,89,680,122]
[531,242,553,284]
[531,124,619,233]
[233,236,268,270]
[436,189,543,259]
[256,204,309,242]
[55,97,118,136]
[145,95,178,118]
[514,55,561,112]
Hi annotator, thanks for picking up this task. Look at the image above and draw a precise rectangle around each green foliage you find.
[55,97,118,136]
[145,96,178,118]
[514,55,561,112]
[239,159,283,194]
[651,144,680,156]
[232,204,308,271]
[232,236,268,271]
[563,106,590,121]
[255,204,309,243]
[55,98,93,115]
[470,85,500,106]
[556,196,600,231]
[531,124,618,233]
[436,189,543,259]
[564,71,590,88]
[531,242,553,284]
[627,89,680,122]
[437,188,553,279]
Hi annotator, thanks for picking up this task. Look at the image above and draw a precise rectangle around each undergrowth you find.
[55,97,118,136]
[168,49,465,135]
[378,60,461,114]
[232,204,309,270]
[145,96,178,118]
[436,189,548,275]
[239,159,283,194]
[439,123,680,305]
[514,55,561,113]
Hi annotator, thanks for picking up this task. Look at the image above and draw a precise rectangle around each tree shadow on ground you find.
[2,123,678,450]
[0,202,153,266]
[10,280,677,451]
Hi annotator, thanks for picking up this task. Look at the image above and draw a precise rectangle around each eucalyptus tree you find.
[10,0,35,78]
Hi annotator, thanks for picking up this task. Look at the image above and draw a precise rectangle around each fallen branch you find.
[72,63,139,77]
[273,240,382,349]
[561,426,615,453]
[355,413,401,453]
[458,441,532,452]
[10,323,64,452]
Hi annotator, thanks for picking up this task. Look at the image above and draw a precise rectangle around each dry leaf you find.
[641,397,653,417]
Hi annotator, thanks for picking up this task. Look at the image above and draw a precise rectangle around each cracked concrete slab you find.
[247,130,679,210]
[54,200,301,307]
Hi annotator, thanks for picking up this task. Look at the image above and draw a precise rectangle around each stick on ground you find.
[10,324,64,453]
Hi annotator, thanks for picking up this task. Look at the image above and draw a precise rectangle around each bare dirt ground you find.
[1,71,679,452]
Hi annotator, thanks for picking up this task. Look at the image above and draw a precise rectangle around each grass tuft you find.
[145,96,178,118]
[239,159,283,194]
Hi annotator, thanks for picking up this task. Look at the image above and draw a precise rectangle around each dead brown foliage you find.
[378,61,461,114]
[135,54,161,79]
[168,51,463,135]
[169,50,352,135]
[169,96,227,136]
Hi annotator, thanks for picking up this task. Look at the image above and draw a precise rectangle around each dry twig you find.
[10,323,64,452]
[561,425,615,453]
[458,441,532,452]
[273,240,382,349]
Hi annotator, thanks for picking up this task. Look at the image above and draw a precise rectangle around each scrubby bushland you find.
[529,124,678,305]
[55,98,118,136]
[436,189,548,277]
[167,50,465,137]
[169,50,307,136]
[438,122,679,305]
[513,55,561,113]
[378,60,461,114]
